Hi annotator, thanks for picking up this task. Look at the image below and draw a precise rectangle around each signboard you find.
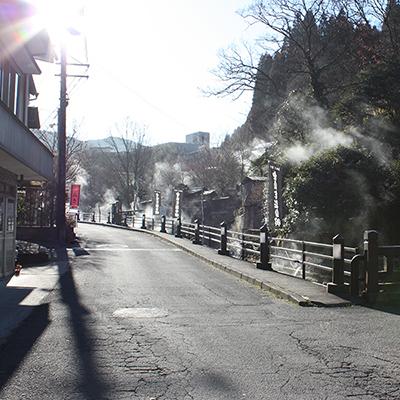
[173,189,182,218]
[264,162,283,230]
[271,167,282,228]
[154,191,161,215]
[70,184,81,209]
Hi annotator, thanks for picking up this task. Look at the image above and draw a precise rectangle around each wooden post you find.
[107,212,111,224]
[160,215,166,233]
[256,224,272,270]
[218,221,229,255]
[364,230,379,303]
[192,219,201,245]
[152,218,155,230]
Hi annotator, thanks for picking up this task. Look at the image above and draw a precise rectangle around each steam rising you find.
[282,101,354,164]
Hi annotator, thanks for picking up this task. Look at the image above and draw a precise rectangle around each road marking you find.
[84,248,182,251]
[113,307,169,318]
[95,243,129,248]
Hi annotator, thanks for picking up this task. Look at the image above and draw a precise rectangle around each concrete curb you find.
[79,221,331,307]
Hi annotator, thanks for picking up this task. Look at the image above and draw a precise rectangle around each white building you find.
[185,131,210,148]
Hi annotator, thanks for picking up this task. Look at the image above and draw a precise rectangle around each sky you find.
[33,0,266,145]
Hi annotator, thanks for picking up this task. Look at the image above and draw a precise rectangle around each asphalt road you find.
[0,224,400,399]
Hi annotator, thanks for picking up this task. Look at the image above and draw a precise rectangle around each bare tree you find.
[186,146,241,195]
[102,119,153,209]
[34,122,83,183]
[207,44,283,100]
[210,0,359,106]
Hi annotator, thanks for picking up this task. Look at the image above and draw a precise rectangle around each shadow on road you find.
[0,242,110,399]
[0,303,50,391]
[197,371,240,397]
[57,245,110,400]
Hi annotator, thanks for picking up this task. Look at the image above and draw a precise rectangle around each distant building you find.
[185,131,210,148]
[0,1,54,279]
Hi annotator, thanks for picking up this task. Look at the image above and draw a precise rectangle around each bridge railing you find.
[81,212,400,302]
[81,211,357,290]
[227,230,260,260]
[205,225,223,249]
[79,212,94,222]
[268,236,358,283]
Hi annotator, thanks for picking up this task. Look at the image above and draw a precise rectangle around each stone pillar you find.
[218,221,229,255]
[256,224,272,270]
[160,215,166,233]
[141,214,146,229]
[327,234,346,295]
[192,219,201,245]
[364,230,379,303]
[175,217,182,238]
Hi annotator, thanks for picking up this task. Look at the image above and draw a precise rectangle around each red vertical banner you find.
[70,184,81,209]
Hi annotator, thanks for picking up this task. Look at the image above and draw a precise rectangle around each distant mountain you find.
[84,136,133,152]
[152,141,200,153]
[34,131,203,157]
[152,142,203,163]
[84,138,202,157]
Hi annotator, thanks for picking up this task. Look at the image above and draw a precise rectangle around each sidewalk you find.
[0,257,68,346]
[88,222,351,307]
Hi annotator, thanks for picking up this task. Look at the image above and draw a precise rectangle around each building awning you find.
[9,45,41,74]
[0,101,53,181]
[26,30,55,63]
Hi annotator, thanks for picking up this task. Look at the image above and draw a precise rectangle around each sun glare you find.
[28,0,83,43]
